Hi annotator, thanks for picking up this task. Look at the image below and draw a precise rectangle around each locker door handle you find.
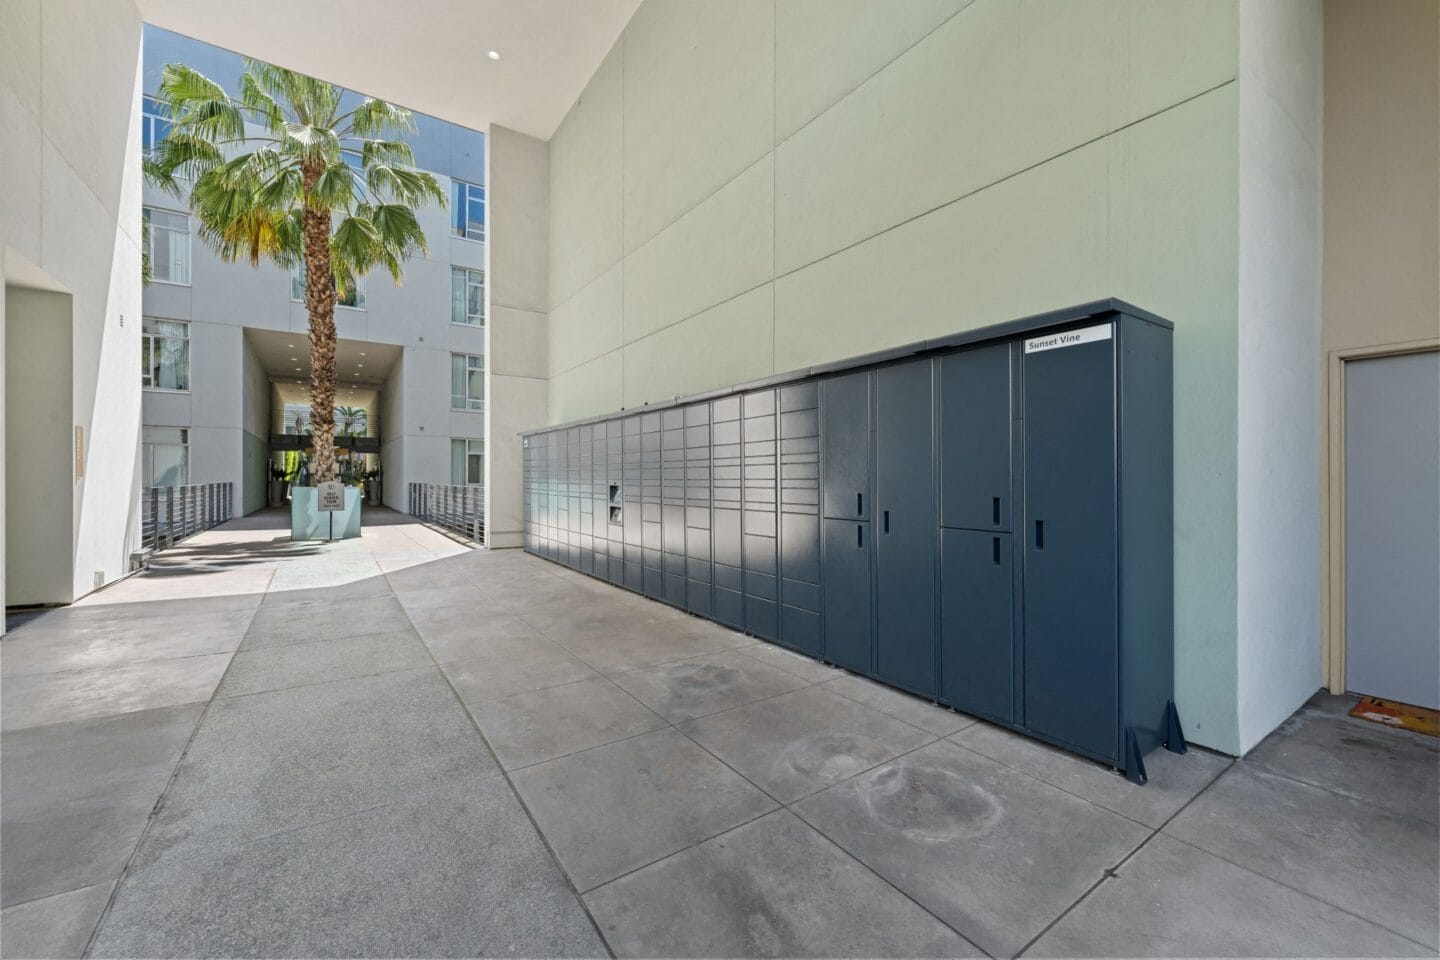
[857,524,864,548]
[857,493,863,516]
[1035,520,1045,550]
[993,536,1001,565]
[883,510,890,534]
[993,497,1001,525]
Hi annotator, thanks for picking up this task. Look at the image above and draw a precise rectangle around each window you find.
[450,353,484,411]
[451,179,485,241]
[450,438,484,485]
[144,208,190,285]
[141,317,189,390]
[451,267,485,326]
[142,96,172,155]
[291,263,365,309]
[142,426,188,488]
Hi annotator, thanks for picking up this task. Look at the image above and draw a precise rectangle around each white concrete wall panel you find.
[1235,0,1323,752]
[548,46,624,309]
[621,0,775,254]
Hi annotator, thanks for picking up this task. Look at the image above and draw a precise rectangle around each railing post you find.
[164,487,175,548]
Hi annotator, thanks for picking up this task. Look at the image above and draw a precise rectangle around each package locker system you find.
[521,300,1186,783]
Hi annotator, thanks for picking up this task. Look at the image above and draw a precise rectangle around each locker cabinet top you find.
[520,298,1171,437]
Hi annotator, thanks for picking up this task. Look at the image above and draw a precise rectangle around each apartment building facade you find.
[139,26,491,517]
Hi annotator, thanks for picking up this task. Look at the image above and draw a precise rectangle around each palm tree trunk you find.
[301,164,339,484]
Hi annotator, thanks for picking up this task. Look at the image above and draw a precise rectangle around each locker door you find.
[823,518,872,672]
[940,343,1013,531]
[684,403,714,617]
[940,529,1014,722]
[711,397,744,627]
[875,359,937,696]
[641,413,664,599]
[1023,325,1118,762]
[779,382,821,655]
[661,408,687,606]
[742,389,779,641]
[821,370,872,520]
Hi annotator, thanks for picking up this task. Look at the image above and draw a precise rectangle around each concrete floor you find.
[1,510,1436,958]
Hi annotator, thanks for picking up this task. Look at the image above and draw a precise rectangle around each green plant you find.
[147,60,441,483]
[336,405,367,437]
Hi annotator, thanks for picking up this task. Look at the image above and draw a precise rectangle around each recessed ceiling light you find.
[487,50,500,61]
[294,367,301,371]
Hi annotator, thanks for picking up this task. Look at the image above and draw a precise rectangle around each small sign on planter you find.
[317,481,345,512]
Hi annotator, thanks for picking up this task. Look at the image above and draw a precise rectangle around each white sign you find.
[317,481,345,512]
[1024,323,1112,354]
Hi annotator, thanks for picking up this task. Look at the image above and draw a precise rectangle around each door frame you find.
[1323,337,1440,694]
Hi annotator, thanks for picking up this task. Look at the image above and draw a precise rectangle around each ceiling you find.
[133,0,641,140]
[246,329,402,405]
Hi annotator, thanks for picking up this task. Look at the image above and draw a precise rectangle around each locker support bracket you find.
[1164,699,1188,755]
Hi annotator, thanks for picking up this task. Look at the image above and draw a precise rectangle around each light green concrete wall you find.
[546,0,1243,751]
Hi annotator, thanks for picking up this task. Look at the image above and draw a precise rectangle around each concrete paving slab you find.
[553,622,753,676]
[465,675,667,769]
[0,612,249,678]
[1,655,229,731]
[1,790,155,908]
[1,704,203,906]
[513,727,778,890]
[738,640,848,683]
[678,685,935,803]
[0,881,114,959]
[74,565,275,604]
[441,646,598,702]
[259,576,394,606]
[90,775,607,959]
[584,810,982,958]
[823,674,978,736]
[1244,697,1440,825]
[950,721,1232,828]
[1028,833,1433,958]
[131,667,502,849]
[241,594,411,649]
[611,648,812,723]
[794,738,1150,958]
[264,557,385,594]
[36,593,262,625]
[216,629,433,698]
[415,616,564,665]
[1165,763,1440,947]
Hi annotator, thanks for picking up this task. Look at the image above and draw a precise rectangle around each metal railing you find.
[408,483,485,544]
[140,482,234,552]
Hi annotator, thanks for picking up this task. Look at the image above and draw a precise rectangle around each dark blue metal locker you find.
[779,383,821,655]
[711,396,744,627]
[661,409,687,606]
[940,529,1014,722]
[578,425,594,574]
[684,402,713,616]
[1022,322,1119,762]
[641,413,664,599]
[742,389,779,641]
[875,359,937,696]
[819,371,874,668]
[822,517,871,672]
[606,421,624,585]
[566,428,581,569]
[939,343,1013,531]
[821,370,872,521]
[621,415,643,592]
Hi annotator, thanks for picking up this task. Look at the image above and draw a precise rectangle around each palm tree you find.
[147,60,442,483]
[336,405,367,437]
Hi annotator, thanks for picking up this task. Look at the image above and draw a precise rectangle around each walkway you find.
[1,510,1436,957]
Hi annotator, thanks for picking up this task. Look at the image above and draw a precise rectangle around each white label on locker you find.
[1024,323,1112,354]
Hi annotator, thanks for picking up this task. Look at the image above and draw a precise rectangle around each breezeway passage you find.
[1,510,1436,958]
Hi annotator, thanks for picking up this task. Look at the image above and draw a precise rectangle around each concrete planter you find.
[290,486,363,540]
